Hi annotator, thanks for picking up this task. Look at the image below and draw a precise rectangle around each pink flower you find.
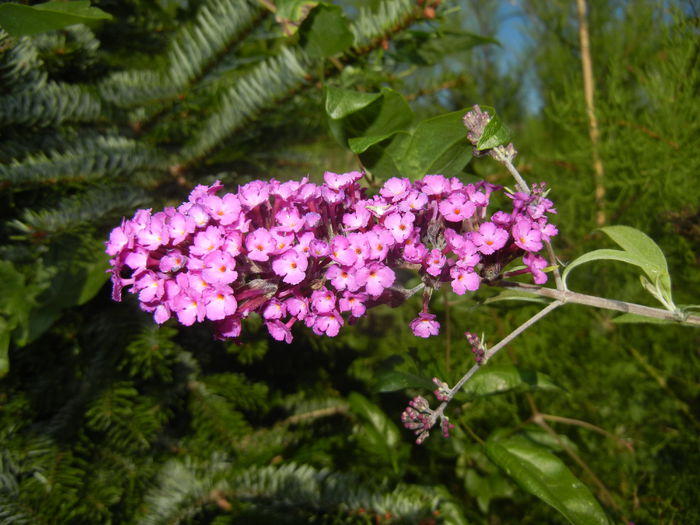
[266,320,293,343]
[380,177,411,201]
[326,265,359,292]
[410,313,440,338]
[262,298,286,320]
[204,193,241,225]
[285,296,309,319]
[312,311,343,337]
[356,263,395,297]
[512,219,543,252]
[471,222,508,255]
[398,191,428,213]
[420,174,450,196]
[238,180,270,208]
[214,316,242,339]
[491,210,512,228]
[342,204,371,231]
[137,212,169,250]
[425,249,446,277]
[203,286,237,321]
[135,271,164,303]
[275,207,304,232]
[271,249,308,285]
[311,287,336,314]
[403,235,428,264]
[172,291,206,326]
[190,225,223,257]
[438,193,476,222]
[184,204,210,229]
[524,252,548,284]
[245,228,276,261]
[159,249,187,273]
[202,250,238,284]
[339,292,368,317]
[366,227,394,261]
[309,239,329,257]
[323,170,362,191]
[450,267,480,295]
[536,221,559,242]
[330,236,357,266]
[384,212,414,243]
[346,232,370,265]
[106,222,130,256]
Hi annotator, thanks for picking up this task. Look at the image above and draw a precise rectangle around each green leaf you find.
[0,260,39,354]
[325,87,383,119]
[375,370,435,392]
[274,0,318,36]
[486,436,611,525]
[464,468,514,513]
[611,313,675,325]
[326,87,413,148]
[562,248,641,286]
[299,4,353,58]
[600,225,673,307]
[483,290,551,305]
[349,392,401,449]
[76,252,110,305]
[476,107,510,150]
[348,132,398,154]
[394,30,499,65]
[395,109,472,179]
[348,392,405,472]
[461,365,562,399]
[562,226,674,310]
[0,1,112,37]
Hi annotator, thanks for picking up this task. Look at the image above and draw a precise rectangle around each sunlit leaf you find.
[476,107,510,150]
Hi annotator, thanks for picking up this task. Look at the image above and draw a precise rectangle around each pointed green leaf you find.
[483,290,551,305]
[299,4,353,58]
[486,437,611,525]
[76,253,110,305]
[599,225,673,306]
[0,1,112,37]
[348,392,406,472]
[396,109,472,179]
[325,87,413,150]
[394,30,499,65]
[348,132,398,154]
[325,87,382,119]
[476,108,510,150]
[348,392,401,449]
[611,313,674,325]
[562,249,641,287]
[461,365,562,399]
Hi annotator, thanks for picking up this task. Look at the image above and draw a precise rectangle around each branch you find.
[495,280,700,326]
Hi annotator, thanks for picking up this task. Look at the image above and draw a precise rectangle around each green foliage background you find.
[0,0,698,523]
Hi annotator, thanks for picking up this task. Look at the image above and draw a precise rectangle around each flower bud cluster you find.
[401,389,455,444]
[465,331,486,365]
[106,171,557,343]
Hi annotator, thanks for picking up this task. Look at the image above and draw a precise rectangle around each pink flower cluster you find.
[106,172,557,343]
